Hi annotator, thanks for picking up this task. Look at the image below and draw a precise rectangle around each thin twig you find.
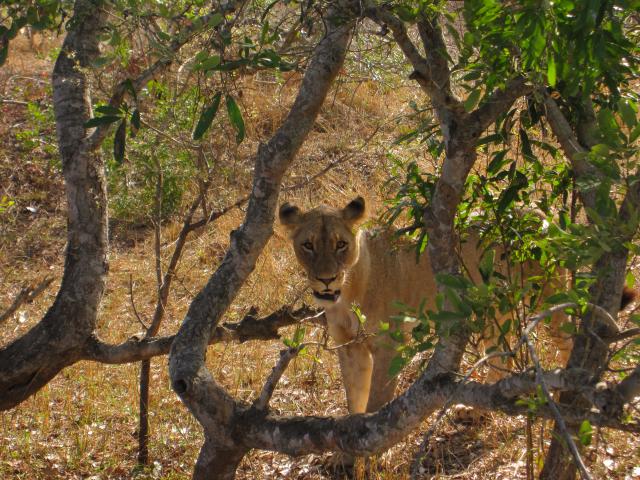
[153,153,163,290]
[281,124,382,193]
[128,274,148,330]
[253,347,301,411]
[251,310,369,412]
[0,277,54,326]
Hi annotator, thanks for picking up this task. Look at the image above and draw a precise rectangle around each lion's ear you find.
[279,202,301,228]
[342,196,366,225]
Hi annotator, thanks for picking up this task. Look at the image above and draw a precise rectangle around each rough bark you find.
[0,0,107,411]
[235,367,637,457]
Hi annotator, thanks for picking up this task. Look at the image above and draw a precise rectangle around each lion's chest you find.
[324,306,360,344]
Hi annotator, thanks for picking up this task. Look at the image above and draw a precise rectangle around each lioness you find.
[279,196,578,418]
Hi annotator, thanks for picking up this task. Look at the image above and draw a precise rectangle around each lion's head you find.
[279,196,366,306]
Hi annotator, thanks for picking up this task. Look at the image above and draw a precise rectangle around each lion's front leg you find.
[337,343,373,414]
[366,343,398,412]
[326,343,372,472]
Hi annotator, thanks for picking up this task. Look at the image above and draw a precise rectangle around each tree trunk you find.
[0,0,108,411]
[168,3,357,477]
[193,438,247,480]
[541,252,627,480]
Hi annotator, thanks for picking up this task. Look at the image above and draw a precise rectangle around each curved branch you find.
[470,76,532,133]
[167,2,358,475]
[83,305,322,364]
[0,0,108,412]
[239,367,638,457]
[363,3,456,113]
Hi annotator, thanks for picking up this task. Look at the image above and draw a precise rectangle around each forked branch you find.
[83,305,322,364]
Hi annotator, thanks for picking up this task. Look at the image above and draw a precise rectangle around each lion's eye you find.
[336,240,347,251]
[302,241,314,252]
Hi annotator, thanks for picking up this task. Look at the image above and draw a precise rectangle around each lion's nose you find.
[316,276,337,289]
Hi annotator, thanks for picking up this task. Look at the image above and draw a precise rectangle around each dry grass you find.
[1,35,640,480]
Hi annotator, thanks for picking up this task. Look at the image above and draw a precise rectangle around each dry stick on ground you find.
[0,277,53,326]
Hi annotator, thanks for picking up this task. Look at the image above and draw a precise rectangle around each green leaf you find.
[497,171,528,213]
[208,13,223,27]
[464,88,482,112]
[196,55,221,71]
[559,322,577,335]
[591,143,609,156]
[213,59,250,71]
[499,318,512,335]
[95,105,122,115]
[578,420,593,446]
[597,109,620,144]
[487,150,509,174]
[84,115,122,128]
[388,356,406,377]
[430,310,469,321]
[113,118,127,164]
[479,250,495,282]
[546,292,572,305]
[260,20,270,45]
[626,271,636,289]
[395,6,416,21]
[547,56,557,87]
[435,273,471,290]
[352,303,367,324]
[519,128,534,159]
[618,99,637,128]
[225,95,245,143]
[292,326,306,345]
[192,92,222,140]
[123,78,137,101]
